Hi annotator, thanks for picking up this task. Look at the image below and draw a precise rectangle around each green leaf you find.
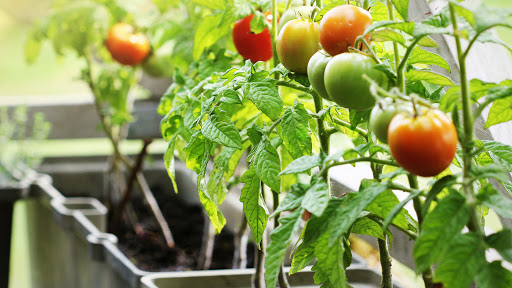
[422,175,458,217]
[163,137,178,193]
[201,113,242,149]
[302,180,329,217]
[243,80,283,120]
[328,180,387,246]
[313,233,350,288]
[408,47,451,72]
[351,217,388,241]
[250,10,267,34]
[314,2,343,22]
[290,241,316,275]
[240,168,269,248]
[476,261,512,288]
[264,209,303,288]
[382,189,422,233]
[470,164,510,183]
[367,190,409,231]
[190,0,226,10]
[477,184,512,219]
[183,132,213,177]
[280,100,312,159]
[413,192,469,273]
[161,113,183,141]
[370,1,403,22]
[502,181,512,198]
[25,31,43,64]
[405,70,454,86]
[193,14,230,60]
[485,97,512,128]
[370,29,406,45]
[363,21,449,39]
[486,229,512,263]
[302,198,343,247]
[218,88,242,104]
[434,233,486,288]
[279,154,322,176]
[271,183,308,218]
[253,138,281,192]
[392,0,409,21]
[198,178,226,234]
[452,2,512,34]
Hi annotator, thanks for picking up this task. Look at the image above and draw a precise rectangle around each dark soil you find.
[115,185,255,272]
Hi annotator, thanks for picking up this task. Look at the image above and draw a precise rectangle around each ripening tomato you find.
[324,53,387,110]
[319,5,373,56]
[307,50,332,100]
[232,14,273,63]
[277,19,320,74]
[106,23,150,66]
[388,109,458,177]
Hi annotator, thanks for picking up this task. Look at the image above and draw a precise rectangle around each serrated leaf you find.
[452,2,512,33]
[183,132,213,177]
[313,233,350,288]
[367,190,409,231]
[290,242,316,274]
[201,113,242,149]
[303,198,343,247]
[422,175,459,217]
[406,70,454,86]
[477,184,512,219]
[417,36,439,47]
[351,217,388,241]
[328,180,387,247]
[193,14,229,60]
[408,47,451,72]
[191,0,226,10]
[198,178,226,234]
[485,229,512,263]
[271,183,309,218]
[382,189,422,233]
[240,168,269,248]
[363,21,449,39]
[302,180,329,217]
[253,138,281,192]
[243,80,283,120]
[264,209,303,288]
[476,261,512,288]
[434,233,485,288]
[279,154,322,176]
[392,0,409,21]
[250,11,267,34]
[370,1,403,22]
[370,29,406,45]
[470,164,510,183]
[164,137,178,193]
[314,2,343,22]
[485,97,512,128]
[219,88,242,104]
[413,192,469,273]
[280,100,312,159]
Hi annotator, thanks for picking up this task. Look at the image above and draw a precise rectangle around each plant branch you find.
[449,3,482,234]
[136,172,175,248]
[273,190,290,288]
[276,80,311,94]
[110,139,151,231]
[387,0,401,70]
[378,237,393,288]
[397,38,422,92]
[329,116,369,139]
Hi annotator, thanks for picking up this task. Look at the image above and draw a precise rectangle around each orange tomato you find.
[106,23,150,66]
[388,109,458,177]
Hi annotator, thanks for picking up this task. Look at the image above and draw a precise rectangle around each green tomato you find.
[370,98,412,144]
[142,42,174,78]
[307,50,332,100]
[324,53,388,111]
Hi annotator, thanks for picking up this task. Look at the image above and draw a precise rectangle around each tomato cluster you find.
[106,23,150,66]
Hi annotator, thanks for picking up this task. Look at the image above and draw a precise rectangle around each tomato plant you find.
[319,5,372,56]
[232,14,273,63]
[307,50,331,100]
[388,109,458,177]
[106,23,150,66]
[324,53,387,110]
[276,19,320,74]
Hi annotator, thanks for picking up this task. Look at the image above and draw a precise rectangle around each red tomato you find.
[232,14,273,63]
[319,5,373,56]
[388,109,458,177]
[106,23,150,66]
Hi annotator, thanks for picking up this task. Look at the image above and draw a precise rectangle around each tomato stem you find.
[378,238,393,288]
[386,0,400,75]
[396,37,421,93]
[448,3,482,234]
[353,36,381,64]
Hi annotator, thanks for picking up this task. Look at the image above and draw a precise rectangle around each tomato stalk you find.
[353,36,381,64]
[448,3,482,234]
[386,0,400,74]
[396,37,421,93]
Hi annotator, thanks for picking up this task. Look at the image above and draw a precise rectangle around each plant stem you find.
[448,3,482,234]
[276,80,311,93]
[328,116,369,140]
[407,174,434,288]
[387,0,400,71]
[272,190,290,288]
[322,157,399,176]
[312,91,329,154]
[272,0,279,71]
[396,38,421,93]
[378,237,393,288]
